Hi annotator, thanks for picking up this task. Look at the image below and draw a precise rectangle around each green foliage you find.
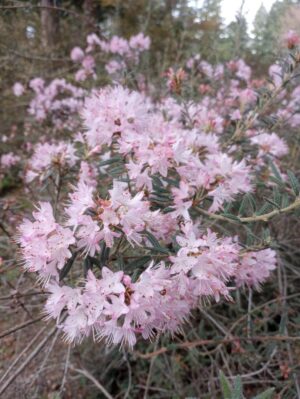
[219,371,275,399]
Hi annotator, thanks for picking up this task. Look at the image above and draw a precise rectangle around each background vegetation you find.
[1,1,300,398]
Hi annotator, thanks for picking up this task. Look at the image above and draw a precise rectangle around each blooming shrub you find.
[5,31,300,350]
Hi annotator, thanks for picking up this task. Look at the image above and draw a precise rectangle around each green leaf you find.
[253,388,275,399]
[83,256,93,278]
[272,187,281,207]
[219,370,232,399]
[245,193,256,214]
[100,242,110,266]
[262,228,271,243]
[143,231,169,254]
[59,251,78,281]
[152,175,164,187]
[232,375,243,399]
[255,202,273,216]
[109,166,125,176]
[264,197,280,210]
[287,170,300,196]
[269,176,285,188]
[269,160,283,182]
[127,256,151,269]
[281,193,290,208]
[99,156,122,167]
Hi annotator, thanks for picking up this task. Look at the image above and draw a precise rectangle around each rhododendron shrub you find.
[7,32,300,350]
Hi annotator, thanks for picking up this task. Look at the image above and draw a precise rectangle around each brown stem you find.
[194,197,300,224]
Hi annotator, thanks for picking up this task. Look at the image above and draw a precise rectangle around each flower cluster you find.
[70,32,150,81]
[15,30,300,349]
[25,142,77,182]
[17,202,75,281]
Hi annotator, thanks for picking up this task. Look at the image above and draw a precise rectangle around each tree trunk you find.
[83,0,97,33]
[41,0,60,49]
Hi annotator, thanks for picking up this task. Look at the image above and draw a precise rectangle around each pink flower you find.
[0,152,20,168]
[25,142,77,182]
[105,60,124,74]
[82,85,149,149]
[236,249,277,290]
[129,33,151,51]
[284,30,300,49]
[251,132,288,158]
[13,82,25,97]
[18,202,75,281]
[45,283,82,319]
[70,46,85,62]
[109,36,130,56]
[82,55,95,71]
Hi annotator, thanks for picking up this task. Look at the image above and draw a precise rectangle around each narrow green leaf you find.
[253,388,275,399]
[83,256,93,278]
[127,256,151,269]
[59,251,78,281]
[281,193,290,208]
[264,197,280,210]
[99,156,122,167]
[239,193,256,216]
[232,375,243,399]
[269,160,283,182]
[287,170,300,196]
[143,231,169,254]
[272,187,281,207]
[269,176,284,187]
[219,370,232,399]
[100,242,110,265]
[255,202,273,216]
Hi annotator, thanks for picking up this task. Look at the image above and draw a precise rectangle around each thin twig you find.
[70,366,114,399]
[135,335,300,359]
[0,324,58,396]
[0,324,47,385]
[59,344,71,395]
[143,338,159,399]
[0,315,46,339]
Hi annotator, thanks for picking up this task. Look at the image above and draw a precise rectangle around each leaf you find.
[269,176,285,188]
[239,193,256,216]
[99,156,122,167]
[127,256,151,269]
[223,202,233,213]
[100,242,110,266]
[59,251,78,281]
[262,228,271,243]
[281,193,290,208]
[149,196,171,204]
[264,197,280,210]
[232,375,243,399]
[255,202,273,216]
[219,370,232,399]
[151,175,164,187]
[269,159,283,182]
[287,170,300,196]
[272,187,281,207]
[161,176,180,187]
[84,257,93,278]
[89,256,102,268]
[253,388,275,399]
[143,231,169,254]
[109,166,125,176]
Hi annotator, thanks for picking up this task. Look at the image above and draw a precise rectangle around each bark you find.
[83,0,97,33]
[40,0,60,49]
